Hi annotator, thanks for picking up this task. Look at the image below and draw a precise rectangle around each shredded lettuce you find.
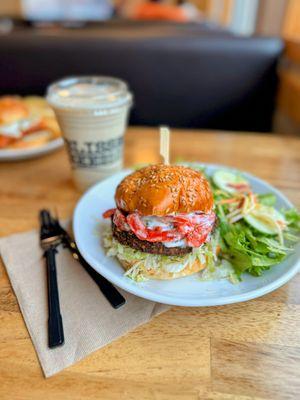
[103,227,219,282]
[201,259,240,284]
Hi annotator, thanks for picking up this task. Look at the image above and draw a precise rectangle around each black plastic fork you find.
[40,210,64,349]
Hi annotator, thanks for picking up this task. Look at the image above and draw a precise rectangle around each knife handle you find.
[68,240,126,309]
[45,247,64,348]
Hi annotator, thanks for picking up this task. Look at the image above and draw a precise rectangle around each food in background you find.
[0,96,61,150]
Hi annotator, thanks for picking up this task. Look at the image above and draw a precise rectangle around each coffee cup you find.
[47,76,132,190]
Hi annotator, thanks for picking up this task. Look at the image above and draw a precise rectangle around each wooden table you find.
[0,127,300,399]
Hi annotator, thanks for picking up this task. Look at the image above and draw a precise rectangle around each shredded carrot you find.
[218,198,240,205]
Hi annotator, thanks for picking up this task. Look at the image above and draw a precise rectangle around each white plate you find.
[73,164,300,307]
[0,138,64,161]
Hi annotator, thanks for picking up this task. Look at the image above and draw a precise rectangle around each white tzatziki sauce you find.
[141,215,189,248]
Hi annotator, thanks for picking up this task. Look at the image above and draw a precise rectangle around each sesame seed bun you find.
[119,257,206,280]
[115,164,213,216]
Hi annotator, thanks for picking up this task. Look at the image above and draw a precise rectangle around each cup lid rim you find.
[46,75,132,110]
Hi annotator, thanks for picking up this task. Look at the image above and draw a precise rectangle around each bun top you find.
[115,164,213,216]
[0,97,28,124]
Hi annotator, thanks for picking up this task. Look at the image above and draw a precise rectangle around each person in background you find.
[116,0,201,22]
[133,0,187,22]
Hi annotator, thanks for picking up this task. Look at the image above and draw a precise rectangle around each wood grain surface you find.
[0,127,300,399]
[276,39,300,135]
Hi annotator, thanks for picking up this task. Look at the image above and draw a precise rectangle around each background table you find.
[0,128,300,399]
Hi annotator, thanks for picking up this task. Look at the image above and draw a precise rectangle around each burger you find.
[103,164,216,281]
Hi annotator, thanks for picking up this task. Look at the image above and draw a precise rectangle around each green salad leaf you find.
[218,221,287,277]
[257,193,276,206]
[284,208,300,231]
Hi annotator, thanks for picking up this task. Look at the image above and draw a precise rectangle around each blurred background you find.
[0,0,299,134]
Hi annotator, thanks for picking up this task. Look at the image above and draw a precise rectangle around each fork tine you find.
[49,209,66,238]
[40,209,52,227]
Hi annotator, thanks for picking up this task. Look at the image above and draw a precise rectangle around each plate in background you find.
[73,164,300,307]
[0,138,64,161]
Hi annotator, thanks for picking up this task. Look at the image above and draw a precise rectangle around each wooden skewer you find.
[160,126,170,165]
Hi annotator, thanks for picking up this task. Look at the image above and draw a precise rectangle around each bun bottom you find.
[118,257,206,280]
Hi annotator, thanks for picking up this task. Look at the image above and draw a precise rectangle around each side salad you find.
[200,168,300,281]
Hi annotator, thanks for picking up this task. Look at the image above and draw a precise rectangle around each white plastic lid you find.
[46,76,132,111]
